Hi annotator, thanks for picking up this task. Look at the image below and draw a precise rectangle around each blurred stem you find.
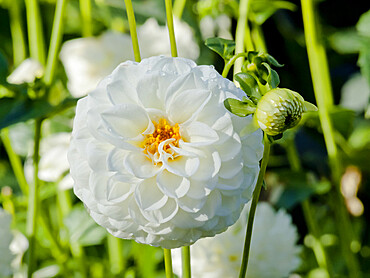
[26,118,43,277]
[25,0,45,64]
[301,0,361,277]
[8,0,26,65]
[0,129,29,195]
[164,248,173,278]
[181,246,191,278]
[234,0,252,76]
[222,53,249,78]
[165,0,178,57]
[123,0,141,62]
[44,0,68,86]
[285,137,333,275]
[173,0,186,19]
[107,234,124,275]
[80,0,92,37]
[239,133,270,278]
[251,23,266,52]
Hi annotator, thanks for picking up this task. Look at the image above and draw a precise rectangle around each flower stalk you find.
[165,0,178,57]
[173,0,186,19]
[181,246,191,278]
[301,0,361,276]
[124,0,141,62]
[79,0,92,37]
[239,133,270,278]
[164,248,174,278]
[8,0,26,65]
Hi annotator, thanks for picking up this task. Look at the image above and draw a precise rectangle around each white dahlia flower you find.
[172,202,301,278]
[68,56,263,248]
[60,18,199,98]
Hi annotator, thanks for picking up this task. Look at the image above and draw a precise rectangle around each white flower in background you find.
[68,56,263,248]
[200,14,233,40]
[172,202,301,278]
[60,18,199,98]
[340,73,370,113]
[7,58,44,84]
[25,132,73,190]
[59,31,134,98]
[139,18,200,61]
[0,209,29,277]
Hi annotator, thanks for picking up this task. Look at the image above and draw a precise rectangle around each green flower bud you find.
[254,88,317,136]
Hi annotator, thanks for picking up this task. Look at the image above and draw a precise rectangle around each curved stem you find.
[124,0,141,62]
[234,0,252,76]
[222,53,249,78]
[44,0,68,86]
[173,0,186,19]
[239,133,270,278]
[301,0,361,276]
[165,0,178,57]
[80,0,92,37]
[25,0,45,64]
[26,118,43,276]
[181,246,191,278]
[164,248,174,278]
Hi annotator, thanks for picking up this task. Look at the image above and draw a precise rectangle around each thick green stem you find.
[107,234,124,275]
[165,0,178,57]
[25,0,45,64]
[173,0,186,19]
[8,0,26,65]
[80,0,92,37]
[123,0,141,62]
[301,0,361,276]
[222,53,249,78]
[26,118,43,276]
[164,248,174,278]
[44,0,68,86]
[251,23,266,52]
[239,134,270,278]
[234,0,252,76]
[181,246,191,278]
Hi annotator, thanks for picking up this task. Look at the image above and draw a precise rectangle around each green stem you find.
[107,234,124,275]
[44,0,68,86]
[173,0,186,19]
[222,53,249,78]
[164,248,174,278]
[234,0,252,76]
[123,0,141,62]
[80,0,92,37]
[25,0,45,64]
[0,129,29,195]
[285,138,332,275]
[8,0,26,65]
[301,0,361,276]
[181,246,191,278]
[239,133,270,278]
[26,118,43,276]
[165,0,178,57]
[251,23,266,52]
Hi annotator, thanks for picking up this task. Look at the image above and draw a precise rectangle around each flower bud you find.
[254,88,317,136]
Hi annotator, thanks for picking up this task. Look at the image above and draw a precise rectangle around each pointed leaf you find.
[224,98,256,117]
[262,62,280,88]
[234,72,262,103]
[205,38,236,60]
[265,54,284,67]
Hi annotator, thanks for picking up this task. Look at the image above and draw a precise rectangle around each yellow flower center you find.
[142,118,181,156]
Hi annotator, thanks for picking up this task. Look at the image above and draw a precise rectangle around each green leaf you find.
[205,38,236,60]
[329,29,362,54]
[224,98,256,117]
[0,97,77,129]
[356,9,370,38]
[251,0,296,25]
[247,51,259,63]
[234,72,262,103]
[358,42,370,86]
[264,54,284,67]
[262,62,280,88]
[64,205,107,246]
[0,51,9,85]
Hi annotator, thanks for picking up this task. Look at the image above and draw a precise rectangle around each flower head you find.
[254,88,317,136]
[172,202,301,277]
[68,56,263,248]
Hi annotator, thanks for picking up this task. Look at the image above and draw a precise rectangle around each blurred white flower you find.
[340,73,370,113]
[200,15,233,40]
[172,202,301,278]
[25,132,73,190]
[60,18,199,98]
[139,18,200,60]
[0,209,29,277]
[7,58,44,84]
[68,56,263,248]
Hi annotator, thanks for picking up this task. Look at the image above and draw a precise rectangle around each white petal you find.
[157,170,190,198]
[214,132,242,161]
[217,170,244,191]
[101,104,150,139]
[124,151,162,179]
[106,174,134,203]
[190,150,221,181]
[135,177,168,211]
[140,198,179,224]
[164,155,200,178]
[181,121,219,146]
[186,179,212,199]
[177,195,207,213]
[218,152,243,179]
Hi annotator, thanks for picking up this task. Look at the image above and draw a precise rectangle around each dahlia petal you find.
[157,170,190,198]
[106,174,133,203]
[164,155,200,178]
[181,121,219,146]
[125,152,162,179]
[140,198,179,224]
[135,178,168,211]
